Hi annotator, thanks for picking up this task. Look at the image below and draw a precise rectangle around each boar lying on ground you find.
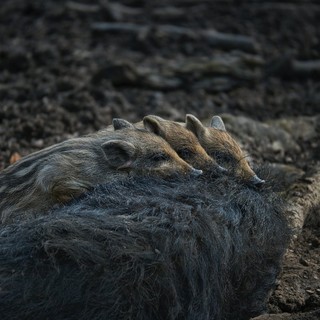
[0,125,200,224]
[0,172,290,320]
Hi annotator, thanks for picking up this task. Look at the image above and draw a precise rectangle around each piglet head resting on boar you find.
[142,115,225,174]
[185,114,265,185]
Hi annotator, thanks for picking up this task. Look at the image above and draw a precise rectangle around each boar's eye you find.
[177,148,194,159]
[150,153,170,162]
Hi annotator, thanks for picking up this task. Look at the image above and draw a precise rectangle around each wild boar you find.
[185,114,265,185]
[0,124,200,224]
[143,115,226,173]
[106,115,263,184]
[0,173,290,320]
[106,116,225,174]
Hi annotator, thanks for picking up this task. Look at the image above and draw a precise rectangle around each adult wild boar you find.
[0,173,290,320]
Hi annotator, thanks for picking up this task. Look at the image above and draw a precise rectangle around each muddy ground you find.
[0,0,319,319]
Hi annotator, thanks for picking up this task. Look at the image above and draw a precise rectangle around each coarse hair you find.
[0,171,290,320]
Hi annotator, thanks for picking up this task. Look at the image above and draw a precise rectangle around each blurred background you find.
[0,1,319,318]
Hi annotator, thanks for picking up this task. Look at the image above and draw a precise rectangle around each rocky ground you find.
[0,1,319,319]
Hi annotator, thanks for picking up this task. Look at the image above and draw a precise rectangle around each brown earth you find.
[0,1,319,319]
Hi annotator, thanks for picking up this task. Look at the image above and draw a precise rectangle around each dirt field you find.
[0,1,319,319]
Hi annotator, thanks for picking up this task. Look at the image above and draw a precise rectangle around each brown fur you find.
[0,127,196,224]
[185,114,257,182]
[99,115,258,182]
[143,115,221,170]
[105,117,222,171]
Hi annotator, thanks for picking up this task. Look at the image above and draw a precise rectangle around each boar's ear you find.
[101,140,136,169]
[113,118,135,130]
[210,116,226,131]
[185,114,206,138]
[143,115,166,138]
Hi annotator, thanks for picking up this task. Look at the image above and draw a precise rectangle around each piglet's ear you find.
[101,140,136,169]
[185,114,206,138]
[112,118,135,130]
[210,116,226,131]
[143,115,166,138]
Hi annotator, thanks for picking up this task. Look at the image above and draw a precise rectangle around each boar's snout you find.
[190,168,203,177]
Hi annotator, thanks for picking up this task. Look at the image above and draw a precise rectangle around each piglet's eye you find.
[214,152,235,164]
[177,148,194,159]
[150,153,170,162]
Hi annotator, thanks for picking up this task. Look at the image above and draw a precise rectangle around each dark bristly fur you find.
[0,171,290,320]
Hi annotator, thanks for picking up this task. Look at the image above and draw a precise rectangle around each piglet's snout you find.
[190,168,203,177]
[217,165,227,173]
[251,174,265,186]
